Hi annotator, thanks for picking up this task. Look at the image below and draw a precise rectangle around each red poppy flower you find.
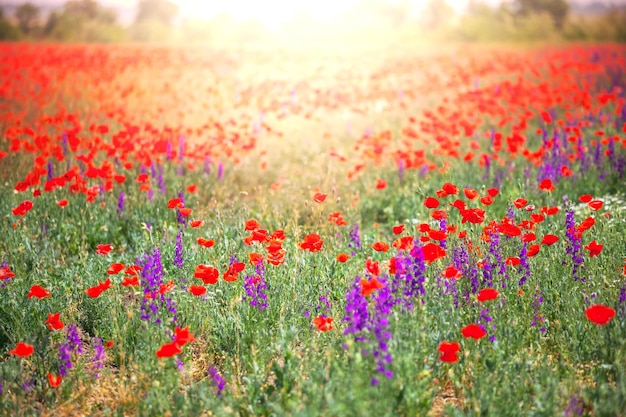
[28,285,51,299]
[438,341,460,363]
[506,257,520,266]
[155,341,182,358]
[159,280,175,294]
[442,265,462,279]
[168,198,183,209]
[366,258,380,276]
[541,234,559,245]
[45,312,64,331]
[179,207,192,217]
[189,285,207,296]
[418,223,431,232]
[12,200,34,216]
[392,236,414,251]
[107,263,125,275]
[56,199,68,207]
[9,342,34,358]
[313,192,327,203]
[312,315,334,332]
[585,304,615,326]
[299,233,323,252]
[461,324,487,340]
[125,265,142,275]
[96,244,113,255]
[527,244,541,257]
[190,220,204,228]
[424,197,440,209]
[499,223,521,237]
[480,195,494,206]
[422,243,446,264]
[0,267,15,280]
[477,288,499,302]
[538,179,555,192]
[360,277,384,296]
[487,188,499,197]
[464,188,479,199]
[428,230,447,241]
[174,326,195,346]
[588,200,603,211]
[121,276,139,287]
[578,194,593,203]
[584,240,603,257]
[105,340,114,349]
[249,252,264,265]
[197,238,215,248]
[375,179,387,190]
[245,219,260,230]
[85,278,111,298]
[372,241,389,252]
[194,265,219,284]
[186,184,198,193]
[513,198,528,208]
[336,253,350,262]
[392,224,405,235]
[48,373,62,388]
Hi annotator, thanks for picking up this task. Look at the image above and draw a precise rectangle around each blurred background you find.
[0,0,625,45]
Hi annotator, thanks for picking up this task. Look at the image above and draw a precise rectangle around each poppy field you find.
[1,42,626,416]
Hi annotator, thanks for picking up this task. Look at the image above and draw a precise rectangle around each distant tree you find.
[515,0,569,29]
[63,0,100,20]
[422,0,454,30]
[132,0,179,42]
[16,3,40,36]
[135,0,179,26]
[0,8,22,40]
[44,0,126,42]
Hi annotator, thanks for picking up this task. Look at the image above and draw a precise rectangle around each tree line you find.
[0,0,625,44]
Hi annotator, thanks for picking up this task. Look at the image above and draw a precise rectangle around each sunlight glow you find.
[173,0,470,29]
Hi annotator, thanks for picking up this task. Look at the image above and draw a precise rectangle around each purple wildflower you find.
[47,160,54,181]
[488,232,508,288]
[117,190,125,218]
[243,262,268,310]
[564,395,585,416]
[217,163,224,180]
[518,243,531,287]
[348,224,361,256]
[59,324,83,376]
[139,248,177,324]
[157,164,166,195]
[343,273,395,385]
[531,291,546,333]
[618,285,626,319]
[478,308,496,343]
[91,337,105,378]
[439,217,447,250]
[22,380,34,393]
[176,192,186,226]
[174,230,184,269]
[208,365,225,396]
[564,197,585,282]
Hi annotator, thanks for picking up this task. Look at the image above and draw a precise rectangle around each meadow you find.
[0,42,625,416]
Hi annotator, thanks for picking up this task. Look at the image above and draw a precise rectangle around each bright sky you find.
[172,0,470,28]
[88,0,474,29]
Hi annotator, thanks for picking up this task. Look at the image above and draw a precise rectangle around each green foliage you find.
[0,9,22,41]
[515,0,570,29]
[43,0,126,43]
[135,0,178,27]
[15,3,40,37]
